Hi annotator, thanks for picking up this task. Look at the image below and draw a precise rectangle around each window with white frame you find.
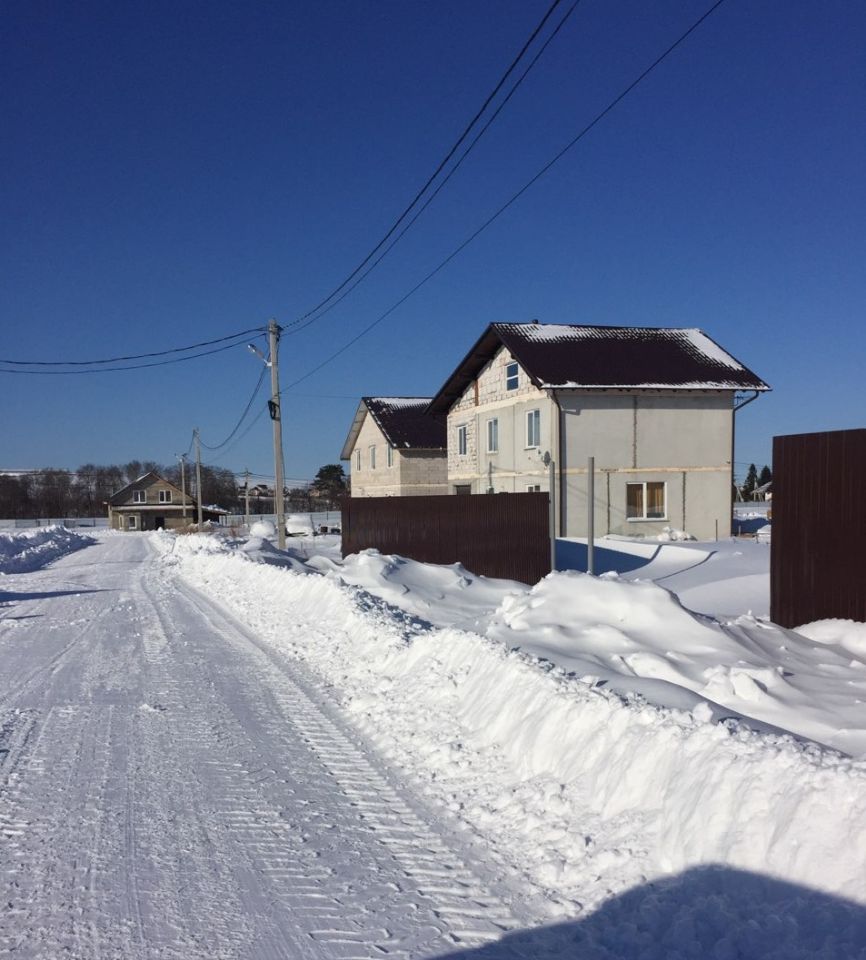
[128,515,137,530]
[526,484,542,492]
[387,445,393,468]
[369,445,376,470]
[159,490,172,504]
[355,449,362,471]
[486,417,498,454]
[525,408,540,448]
[506,362,519,391]
[457,424,468,456]
[626,481,666,520]
[133,490,146,504]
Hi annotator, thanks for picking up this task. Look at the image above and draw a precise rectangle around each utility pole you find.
[244,468,251,530]
[268,319,287,550]
[194,428,203,529]
[177,453,188,521]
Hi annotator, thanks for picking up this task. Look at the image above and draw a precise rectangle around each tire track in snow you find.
[143,546,524,957]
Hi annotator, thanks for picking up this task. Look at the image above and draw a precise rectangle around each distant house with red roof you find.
[341,397,447,497]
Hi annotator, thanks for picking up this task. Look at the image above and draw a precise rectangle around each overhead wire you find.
[0,333,267,375]
[0,327,265,368]
[286,0,566,331]
[287,0,584,336]
[198,365,269,452]
[280,0,729,395]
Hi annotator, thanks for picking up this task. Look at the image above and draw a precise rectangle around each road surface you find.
[0,534,526,959]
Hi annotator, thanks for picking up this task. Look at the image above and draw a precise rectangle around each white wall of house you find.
[448,347,552,494]
[445,347,734,539]
[348,413,447,497]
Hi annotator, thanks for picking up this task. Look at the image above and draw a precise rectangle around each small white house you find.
[427,322,770,540]
[341,397,447,497]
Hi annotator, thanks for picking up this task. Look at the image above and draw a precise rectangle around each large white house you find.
[426,322,769,540]
[341,397,447,497]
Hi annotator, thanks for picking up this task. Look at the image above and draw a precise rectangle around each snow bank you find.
[488,572,866,756]
[0,525,94,574]
[160,534,866,923]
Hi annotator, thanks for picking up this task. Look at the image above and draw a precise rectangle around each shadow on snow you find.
[436,865,866,959]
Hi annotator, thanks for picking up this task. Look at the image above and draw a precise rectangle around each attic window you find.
[159,490,172,504]
[506,362,519,391]
[133,490,146,504]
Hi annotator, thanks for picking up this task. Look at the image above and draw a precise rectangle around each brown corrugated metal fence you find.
[341,493,551,584]
[771,429,866,628]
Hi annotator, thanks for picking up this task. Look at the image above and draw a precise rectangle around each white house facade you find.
[428,322,770,540]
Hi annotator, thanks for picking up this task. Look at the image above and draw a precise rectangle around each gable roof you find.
[108,470,192,506]
[428,322,770,414]
[341,397,446,460]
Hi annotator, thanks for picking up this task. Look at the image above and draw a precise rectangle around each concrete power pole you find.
[177,453,188,521]
[244,468,251,531]
[268,319,287,551]
[194,428,203,529]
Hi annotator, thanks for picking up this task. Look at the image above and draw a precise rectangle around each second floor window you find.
[526,409,541,448]
[159,490,172,504]
[133,490,146,503]
[387,445,393,468]
[355,449,362,471]
[369,445,376,470]
[486,418,498,453]
[457,424,468,456]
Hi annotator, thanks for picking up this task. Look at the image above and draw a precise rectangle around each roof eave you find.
[340,400,369,460]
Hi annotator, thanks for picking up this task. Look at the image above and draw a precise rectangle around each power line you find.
[280,0,728,395]
[287,0,567,331]
[0,333,267,375]
[199,365,269,452]
[0,327,265,367]
[288,0,584,336]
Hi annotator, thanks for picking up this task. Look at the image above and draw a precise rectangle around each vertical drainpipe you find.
[551,390,565,537]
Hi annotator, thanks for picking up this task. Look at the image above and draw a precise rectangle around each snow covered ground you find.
[1,525,865,957]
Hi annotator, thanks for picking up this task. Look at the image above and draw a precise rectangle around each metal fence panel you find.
[342,493,551,584]
[771,428,866,628]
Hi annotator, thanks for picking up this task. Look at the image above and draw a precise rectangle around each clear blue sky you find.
[2,0,863,485]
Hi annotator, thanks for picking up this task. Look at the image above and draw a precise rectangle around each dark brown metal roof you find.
[428,323,770,413]
[363,397,446,450]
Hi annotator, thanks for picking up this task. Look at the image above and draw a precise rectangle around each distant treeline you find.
[0,461,240,519]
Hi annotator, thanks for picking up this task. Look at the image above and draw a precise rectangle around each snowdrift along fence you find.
[771,428,866,627]
[341,492,551,584]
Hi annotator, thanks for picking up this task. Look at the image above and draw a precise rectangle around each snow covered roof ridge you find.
[429,321,769,412]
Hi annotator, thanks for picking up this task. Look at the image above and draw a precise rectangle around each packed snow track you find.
[0,535,524,959]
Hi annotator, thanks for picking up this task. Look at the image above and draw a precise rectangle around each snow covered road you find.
[0,535,524,959]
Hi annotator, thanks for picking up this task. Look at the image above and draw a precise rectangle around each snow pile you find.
[656,525,695,541]
[161,534,866,927]
[308,550,526,630]
[0,525,93,574]
[249,519,276,539]
[488,571,866,756]
[797,618,866,661]
[286,513,316,535]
